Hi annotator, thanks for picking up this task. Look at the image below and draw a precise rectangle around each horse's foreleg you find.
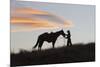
[53,45,54,48]
[52,41,55,48]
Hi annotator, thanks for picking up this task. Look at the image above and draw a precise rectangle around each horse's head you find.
[67,30,70,34]
[58,29,66,37]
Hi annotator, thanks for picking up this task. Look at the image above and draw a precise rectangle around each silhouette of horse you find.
[33,30,65,50]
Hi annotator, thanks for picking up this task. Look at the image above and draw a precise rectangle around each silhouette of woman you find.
[66,30,72,46]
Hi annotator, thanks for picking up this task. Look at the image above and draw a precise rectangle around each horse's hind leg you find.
[38,47,41,51]
[38,41,43,50]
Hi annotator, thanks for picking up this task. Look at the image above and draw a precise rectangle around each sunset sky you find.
[11,0,95,53]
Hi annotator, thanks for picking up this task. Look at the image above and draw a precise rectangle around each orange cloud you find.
[11,8,73,32]
[12,8,49,15]
[11,17,34,23]
[11,17,60,26]
[11,17,72,32]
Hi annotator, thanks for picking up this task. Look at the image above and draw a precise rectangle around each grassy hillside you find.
[11,42,95,66]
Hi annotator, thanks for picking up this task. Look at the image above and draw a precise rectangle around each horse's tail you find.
[33,38,39,48]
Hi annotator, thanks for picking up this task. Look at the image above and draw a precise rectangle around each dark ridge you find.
[11,42,95,66]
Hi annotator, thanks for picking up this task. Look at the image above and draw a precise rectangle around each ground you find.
[11,42,95,66]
